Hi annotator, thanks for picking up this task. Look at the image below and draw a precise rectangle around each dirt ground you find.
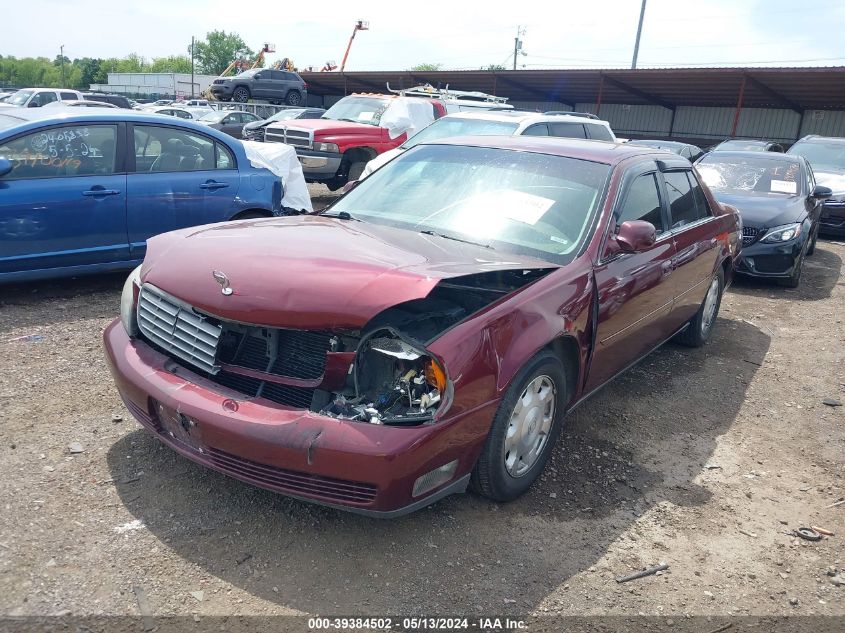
[1,212,843,626]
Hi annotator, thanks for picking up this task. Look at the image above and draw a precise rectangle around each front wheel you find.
[470,350,567,502]
[780,248,805,288]
[675,267,724,347]
[285,90,302,106]
[232,87,250,103]
[806,224,818,256]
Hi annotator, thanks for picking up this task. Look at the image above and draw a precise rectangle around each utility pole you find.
[513,26,526,71]
[190,36,195,98]
[60,44,66,87]
[631,0,647,69]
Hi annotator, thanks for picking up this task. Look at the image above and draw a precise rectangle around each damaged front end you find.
[315,268,554,426]
[319,328,449,425]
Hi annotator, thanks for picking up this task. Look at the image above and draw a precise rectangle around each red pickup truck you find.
[264,94,446,190]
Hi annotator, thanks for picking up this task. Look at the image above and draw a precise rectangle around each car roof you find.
[793,135,845,145]
[424,135,668,165]
[699,150,802,163]
[628,139,692,149]
[442,110,611,125]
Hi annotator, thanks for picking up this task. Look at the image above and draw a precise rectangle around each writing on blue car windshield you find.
[328,144,610,264]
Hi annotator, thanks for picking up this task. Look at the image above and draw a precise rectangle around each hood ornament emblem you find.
[212,270,233,296]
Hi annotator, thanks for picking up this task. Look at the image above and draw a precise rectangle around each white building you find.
[89,72,218,98]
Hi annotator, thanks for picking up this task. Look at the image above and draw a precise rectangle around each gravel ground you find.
[0,229,843,623]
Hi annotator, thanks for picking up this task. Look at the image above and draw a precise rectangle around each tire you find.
[675,267,724,347]
[285,90,302,106]
[470,350,567,502]
[232,87,250,103]
[779,248,805,288]
[806,224,818,256]
[347,161,366,182]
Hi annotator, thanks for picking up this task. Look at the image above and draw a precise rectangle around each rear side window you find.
[0,124,118,179]
[60,92,77,100]
[664,170,710,228]
[133,125,235,172]
[586,123,614,141]
[617,172,665,234]
[549,122,587,139]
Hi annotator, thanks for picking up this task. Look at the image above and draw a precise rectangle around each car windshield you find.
[322,96,390,126]
[697,155,803,196]
[0,113,25,132]
[199,111,226,122]
[715,140,767,151]
[7,90,34,106]
[400,118,519,150]
[237,69,258,78]
[788,141,845,172]
[268,109,305,122]
[328,144,610,264]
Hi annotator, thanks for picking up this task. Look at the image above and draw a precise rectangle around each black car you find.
[196,109,263,138]
[710,139,784,153]
[787,135,845,237]
[242,107,326,141]
[210,69,307,105]
[82,92,132,109]
[695,151,831,287]
[627,139,703,161]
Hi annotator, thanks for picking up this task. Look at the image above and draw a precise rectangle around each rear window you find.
[586,123,614,142]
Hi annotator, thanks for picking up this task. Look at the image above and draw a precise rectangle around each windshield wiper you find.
[419,230,492,249]
[320,210,360,221]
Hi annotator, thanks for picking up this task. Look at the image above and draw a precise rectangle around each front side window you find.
[0,124,117,179]
[133,125,233,172]
[616,172,665,233]
[35,92,58,106]
[328,144,610,264]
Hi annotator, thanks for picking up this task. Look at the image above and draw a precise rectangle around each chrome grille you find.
[741,226,759,246]
[264,125,312,149]
[137,285,221,375]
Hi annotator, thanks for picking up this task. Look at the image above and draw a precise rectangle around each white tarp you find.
[241,141,313,213]
[380,98,437,140]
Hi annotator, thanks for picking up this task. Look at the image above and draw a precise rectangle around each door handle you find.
[82,188,121,197]
[199,181,230,190]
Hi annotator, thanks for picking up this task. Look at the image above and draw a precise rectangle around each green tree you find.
[74,57,103,88]
[194,30,255,75]
[410,63,442,71]
[483,64,506,71]
[149,55,192,73]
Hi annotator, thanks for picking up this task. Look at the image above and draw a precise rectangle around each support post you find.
[731,75,747,138]
[631,0,647,69]
[595,73,604,117]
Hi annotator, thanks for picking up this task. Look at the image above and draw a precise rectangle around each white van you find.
[5,88,84,108]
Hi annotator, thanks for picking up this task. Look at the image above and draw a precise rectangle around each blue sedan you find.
[0,108,283,283]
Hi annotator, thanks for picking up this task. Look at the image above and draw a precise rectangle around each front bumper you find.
[103,320,490,517]
[820,202,845,236]
[210,85,234,99]
[291,149,342,180]
[736,235,804,278]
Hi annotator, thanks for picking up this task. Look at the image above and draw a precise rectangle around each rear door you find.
[585,161,677,391]
[659,165,720,327]
[126,124,240,259]
[0,123,128,275]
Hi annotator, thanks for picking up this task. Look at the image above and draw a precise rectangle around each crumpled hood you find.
[814,170,845,196]
[141,215,556,331]
[710,191,807,228]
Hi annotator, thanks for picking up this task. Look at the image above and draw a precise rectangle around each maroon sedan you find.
[104,137,741,517]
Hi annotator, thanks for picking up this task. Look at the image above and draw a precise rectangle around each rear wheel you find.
[675,267,724,347]
[285,90,302,106]
[232,87,250,103]
[470,350,567,502]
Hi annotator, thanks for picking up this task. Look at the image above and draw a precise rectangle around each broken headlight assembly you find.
[120,265,142,337]
[319,328,449,426]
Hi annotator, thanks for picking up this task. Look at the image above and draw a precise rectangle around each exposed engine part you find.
[319,329,446,426]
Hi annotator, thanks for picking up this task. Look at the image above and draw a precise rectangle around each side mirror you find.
[28,100,40,108]
[0,156,12,178]
[811,184,832,200]
[616,220,656,253]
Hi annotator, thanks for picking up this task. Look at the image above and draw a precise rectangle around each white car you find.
[147,106,198,119]
[4,88,84,108]
[184,99,210,107]
[43,99,118,108]
[360,111,617,179]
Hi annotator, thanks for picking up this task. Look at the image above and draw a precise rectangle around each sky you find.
[4,0,845,72]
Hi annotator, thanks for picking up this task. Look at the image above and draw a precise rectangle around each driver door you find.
[585,162,677,392]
